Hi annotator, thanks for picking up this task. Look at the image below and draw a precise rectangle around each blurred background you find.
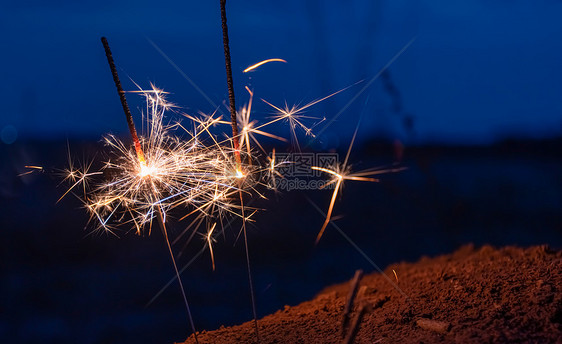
[1,1,561,343]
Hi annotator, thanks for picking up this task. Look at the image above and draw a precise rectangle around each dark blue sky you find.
[1,0,561,145]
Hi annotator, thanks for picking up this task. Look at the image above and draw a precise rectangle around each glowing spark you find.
[312,164,405,243]
[260,85,354,146]
[237,86,287,159]
[138,162,151,177]
[24,165,43,171]
[243,58,287,73]
[312,118,406,243]
[18,165,44,177]
[206,223,217,271]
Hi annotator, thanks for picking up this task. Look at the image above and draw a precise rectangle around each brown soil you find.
[182,245,562,343]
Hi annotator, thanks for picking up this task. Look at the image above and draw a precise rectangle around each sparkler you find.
[97,36,306,341]
[99,37,207,342]
[65,24,299,343]
[219,0,260,340]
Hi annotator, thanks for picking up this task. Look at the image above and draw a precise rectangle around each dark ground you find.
[183,244,562,343]
[1,138,561,343]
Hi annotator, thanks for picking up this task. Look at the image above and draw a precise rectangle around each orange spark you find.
[206,223,217,271]
[243,58,287,73]
[312,117,406,243]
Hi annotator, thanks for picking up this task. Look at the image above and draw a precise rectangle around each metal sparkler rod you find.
[156,207,199,344]
[219,0,242,165]
[101,37,146,164]
[100,36,198,343]
[219,2,260,341]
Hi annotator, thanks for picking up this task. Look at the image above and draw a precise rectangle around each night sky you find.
[2,0,561,145]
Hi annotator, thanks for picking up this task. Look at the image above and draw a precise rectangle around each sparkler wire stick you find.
[219,0,241,165]
[156,206,198,343]
[219,1,260,341]
[101,37,145,164]
[239,193,260,338]
[100,37,199,343]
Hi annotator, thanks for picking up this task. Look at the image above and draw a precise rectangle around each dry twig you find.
[341,270,364,337]
[343,301,372,344]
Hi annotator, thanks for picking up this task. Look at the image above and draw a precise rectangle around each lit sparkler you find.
[95,39,246,237]
[87,37,288,342]
[56,36,305,343]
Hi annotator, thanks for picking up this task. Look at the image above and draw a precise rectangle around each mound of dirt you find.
[182,245,562,343]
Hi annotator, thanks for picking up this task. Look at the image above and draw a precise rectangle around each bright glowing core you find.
[139,161,155,178]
